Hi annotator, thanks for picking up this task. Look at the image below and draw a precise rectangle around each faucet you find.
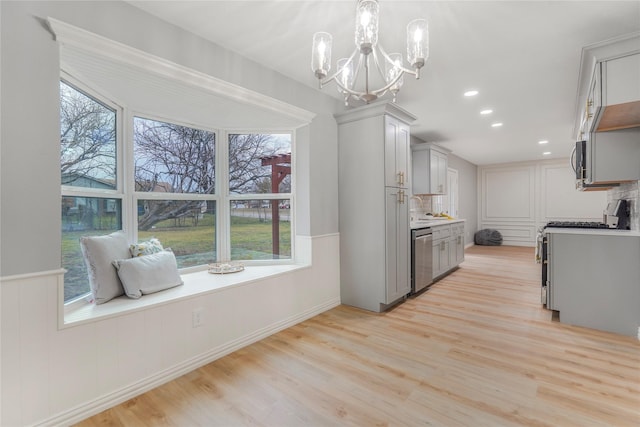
[409,196,425,221]
[410,195,424,209]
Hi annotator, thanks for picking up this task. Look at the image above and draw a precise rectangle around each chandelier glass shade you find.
[311,0,428,105]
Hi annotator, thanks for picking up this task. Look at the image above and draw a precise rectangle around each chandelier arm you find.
[371,48,387,82]
[377,43,420,77]
[370,70,406,97]
[351,52,365,90]
[318,48,360,89]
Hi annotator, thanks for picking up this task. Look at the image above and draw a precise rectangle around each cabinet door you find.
[385,187,410,303]
[589,127,640,183]
[585,65,600,134]
[432,238,450,278]
[385,116,410,188]
[432,240,441,278]
[449,236,457,267]
[429,150,448,194]
[457,233,465,264]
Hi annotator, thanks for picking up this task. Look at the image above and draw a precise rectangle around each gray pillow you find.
[112,250,183,299]
[79,231,131,304]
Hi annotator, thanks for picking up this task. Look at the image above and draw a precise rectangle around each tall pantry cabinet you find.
[336,102,416,312]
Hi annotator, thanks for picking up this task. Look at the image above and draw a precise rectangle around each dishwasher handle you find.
[413,228,433,238]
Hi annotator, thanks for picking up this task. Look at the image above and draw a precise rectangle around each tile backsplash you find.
[410,194,446,219]
[607,180,639,231]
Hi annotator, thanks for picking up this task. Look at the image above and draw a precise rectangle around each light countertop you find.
[410,218,465,230]
[544,228,640,237]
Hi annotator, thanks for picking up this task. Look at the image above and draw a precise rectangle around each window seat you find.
[63,263,309,328]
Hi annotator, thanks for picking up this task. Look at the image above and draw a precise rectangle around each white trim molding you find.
[37,297,340,427]
[46,18,316,126]
[1,234,340,426]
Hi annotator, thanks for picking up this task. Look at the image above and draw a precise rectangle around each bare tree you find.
[134,130,291,230]
[229,133,280,194]
[60,81,116,186]
[134,118,215,230]
[61,96,292,231]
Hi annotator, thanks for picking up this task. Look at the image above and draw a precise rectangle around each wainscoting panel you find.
[1,234,340,427]
[483,167,535,221]
[479,160,607,246]
[540,163,606,223]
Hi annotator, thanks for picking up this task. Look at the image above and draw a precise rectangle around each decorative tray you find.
[208,262,245,274]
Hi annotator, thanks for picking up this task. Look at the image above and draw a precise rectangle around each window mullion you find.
[122,107,136,242]
[217,129,231,262]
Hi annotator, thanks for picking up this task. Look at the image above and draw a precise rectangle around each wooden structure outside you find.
[260,153,291,257]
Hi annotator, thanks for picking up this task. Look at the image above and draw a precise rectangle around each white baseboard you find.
[37,297,341,427]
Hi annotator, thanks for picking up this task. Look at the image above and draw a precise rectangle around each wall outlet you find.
[192,308,204,328]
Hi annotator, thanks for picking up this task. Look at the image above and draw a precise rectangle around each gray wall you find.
[0,1,341,276]
[447,153,478,245]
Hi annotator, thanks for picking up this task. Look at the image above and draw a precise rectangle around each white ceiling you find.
[127,1,640,165]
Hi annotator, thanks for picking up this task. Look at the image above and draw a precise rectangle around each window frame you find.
[61,79,297,307]
[128,110,220,272]
[222,130,295,264]
[60,73,125,305]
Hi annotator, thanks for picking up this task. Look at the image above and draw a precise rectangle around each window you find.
[228,133,292,260]
[133,117,217,268]
[60,80,295,304]
[60,80,122,302]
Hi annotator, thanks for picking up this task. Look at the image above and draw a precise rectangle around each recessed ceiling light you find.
[480,109,493,115]
[538,140,549,144]
[491,122,503,127]
[464,90,479,97]
[543,151,551,155]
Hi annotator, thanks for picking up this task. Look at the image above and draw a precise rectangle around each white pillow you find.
[79,231,131,304]
[112,250,183,299]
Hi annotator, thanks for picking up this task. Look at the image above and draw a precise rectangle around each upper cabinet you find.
[574,32,640,140]
[412,143,449,195]
[572,33,640,191]
[385,115,411,189]
[581,53,640,137]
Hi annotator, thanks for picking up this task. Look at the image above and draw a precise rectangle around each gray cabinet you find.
[385,117,410,189]
[386,187,410,303]
[582,53,640,135]
[547,230,640,337]
[432,226,451,279]
[574,33,640,139]
[412,144,449,195]
[584,127,640,185]
[336,102,416,312]
[573,36,640,189]
[451,223,465,266]
[432,221,465,280]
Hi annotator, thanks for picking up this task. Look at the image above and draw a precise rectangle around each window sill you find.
[62,263,309,328]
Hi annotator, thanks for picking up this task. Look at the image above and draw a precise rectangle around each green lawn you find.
[62,213,291,302]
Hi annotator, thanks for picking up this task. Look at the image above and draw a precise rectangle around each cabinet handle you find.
[397,190,405,204]
[397,171,405,186]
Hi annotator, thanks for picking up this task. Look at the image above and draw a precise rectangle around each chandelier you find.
[311,0,428,105]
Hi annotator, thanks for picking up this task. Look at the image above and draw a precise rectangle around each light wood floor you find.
[76,246,640,426]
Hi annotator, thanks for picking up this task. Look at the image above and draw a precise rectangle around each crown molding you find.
[46,17,316,126]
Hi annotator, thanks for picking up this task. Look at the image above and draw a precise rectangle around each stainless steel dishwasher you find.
[411,227,433,294]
